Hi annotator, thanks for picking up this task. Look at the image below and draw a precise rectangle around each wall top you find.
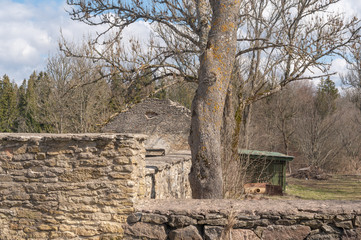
[0,133,147,142]
[136,199,361,215]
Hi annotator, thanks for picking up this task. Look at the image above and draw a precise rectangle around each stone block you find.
[76,227,99,237]
[308,234,340,240]
[204,226,223,240]
[231,229,260,240]
[169,225,202,240]
[0,174,12,182]
[36,152,46,160]
[26,170,44,178]
[28,231,48,238]
[27,146,40,153]
[261,225,311,240]
[141,213,168,224]
[315,214,335,220]
[336,215,353,221]
[302,219,323,229]
[99,222,123,234]
[109,172,131,179]
[60,231,77,238]
[286,212,314,220]
[198,218,228,226]
[45,158,56,166]
[79,158,110,167]
[117,148,137,156]
[169,215,197,228]
[261,214,281,220]
[13,145,27,154]
[234,220,254,228]
[335,220,353,229]
[253,219,271,227]
[37,224,57,231]
[23,227,36,233]
[237,215,261,220]
[8,193,30,201]
[127,213,142,224]
[2,162,23,170]
[92,212,112,221]
[124,222,167,240]
[113,165,134,172]
[58,168,102,182]
[113,156,130,164]
[100,235,124,240]
[275,219,297,226]
[13,153,35,161]
[9,223,22,230]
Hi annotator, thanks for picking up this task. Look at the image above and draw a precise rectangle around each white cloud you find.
[329,58,348,86]
[0,0,98,83]
[303,58,349,90]
[334,0,361,18]
[0,0,61,83]
[0,0,155,84]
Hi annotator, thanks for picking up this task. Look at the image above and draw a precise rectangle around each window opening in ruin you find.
[145,111,159,119]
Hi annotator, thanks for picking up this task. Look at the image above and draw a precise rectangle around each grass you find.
[285,175,361,200]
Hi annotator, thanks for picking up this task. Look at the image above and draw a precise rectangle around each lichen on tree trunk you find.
[189,0,241,199]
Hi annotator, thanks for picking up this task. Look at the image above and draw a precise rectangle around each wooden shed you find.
[239,149,294,192]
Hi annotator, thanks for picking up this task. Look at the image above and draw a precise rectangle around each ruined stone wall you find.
[0,133,146,239]
[145,151,192,199]
[125,199,361,240]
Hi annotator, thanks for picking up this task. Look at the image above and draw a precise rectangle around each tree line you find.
[0,47,196,133]
[2,54,361,175]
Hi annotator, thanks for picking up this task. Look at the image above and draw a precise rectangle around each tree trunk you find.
[189,0,241,199]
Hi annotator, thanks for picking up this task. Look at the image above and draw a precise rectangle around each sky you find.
[0,0,151,85]
[1,0,361,86]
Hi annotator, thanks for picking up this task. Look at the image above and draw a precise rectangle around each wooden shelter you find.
[239,149,294,192]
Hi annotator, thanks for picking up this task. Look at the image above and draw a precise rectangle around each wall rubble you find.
[0,133,146,239]
[125,199,361,240]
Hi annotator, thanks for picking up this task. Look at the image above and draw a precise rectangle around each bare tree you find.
[221,0,360,196]
[65,0,360,198]
[47,43,112,133]
[342,37,361,111]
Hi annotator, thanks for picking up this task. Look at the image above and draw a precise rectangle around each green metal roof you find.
[238,149,294,162]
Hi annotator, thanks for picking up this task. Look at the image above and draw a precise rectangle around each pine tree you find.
[16,79,28,132]
[0,75,18,132]
[315,77,339,119]
[24,71,42,132]
[35,72,54,132]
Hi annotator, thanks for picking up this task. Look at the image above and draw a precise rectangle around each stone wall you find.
[125,199,361,240]
[0,133,146,239]
[145,151,191,199]
[1,133,361,240]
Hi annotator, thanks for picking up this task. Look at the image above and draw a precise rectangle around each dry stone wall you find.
[0,133,146,239]
[1,133,361,240]
[125,199,361,240]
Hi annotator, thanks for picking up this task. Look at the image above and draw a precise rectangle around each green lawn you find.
[285,175,361,200]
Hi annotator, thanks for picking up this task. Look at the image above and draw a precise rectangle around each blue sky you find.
[1,0,361,85]
[0,0,78,83]
[0,0,152,84]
